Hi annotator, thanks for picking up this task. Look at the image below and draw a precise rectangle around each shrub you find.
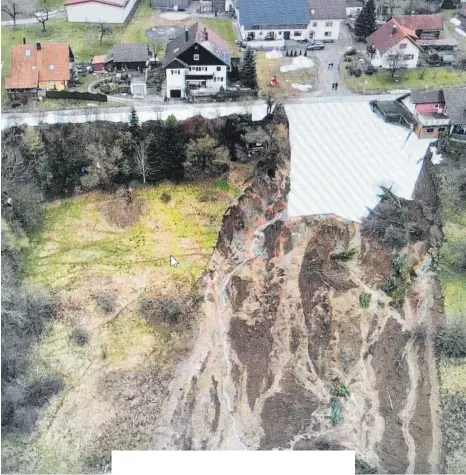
[436,319,466,358]
[24,376,64,408]
[331,246,357,261]
[345,47,357,56]
[70,328,89,346]
[359,293,371,308]
[215,181,230,191]
[354,68,362,77]
[160,192,171,204]
[365,65,377,75]
[103,189,146,228]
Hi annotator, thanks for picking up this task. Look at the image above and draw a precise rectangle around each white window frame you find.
[325,21,333,27]
[194,54,199,61]
[324,31,332,37]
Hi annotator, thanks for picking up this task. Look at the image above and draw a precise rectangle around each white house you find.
[345,0,363,17]
[163,22,231,99]
[368,19,422,69]
[64,0,138,24]
[308,0,346,41]
[236,0,310,42]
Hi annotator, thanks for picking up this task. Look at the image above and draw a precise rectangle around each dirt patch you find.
[210,376,221,433]
[293,437,345,450]
[260,376,319,449]
[338,313,362,374]
[299,221,356,376]
[290,327,300,354]
[410,340,433,474]
[360,237,393,287]
[217,204,246,258]
[229,276,250,313]
[370,317,411,474]
[229,317,273,410]
[263,220,284,259]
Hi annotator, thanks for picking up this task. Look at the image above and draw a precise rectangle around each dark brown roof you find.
[410,90,445,104]
[368,18,418,54]
[443,87,466,125]
[392,14,444,32]
[162,22,231,68]
[460,7,466,18]
[309,0,346,20]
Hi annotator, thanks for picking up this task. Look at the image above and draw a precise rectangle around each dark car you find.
[307,42,325,51]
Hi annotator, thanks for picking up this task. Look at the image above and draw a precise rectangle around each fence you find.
[45,90,108,102]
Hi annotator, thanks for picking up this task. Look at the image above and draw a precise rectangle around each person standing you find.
[335,82,339,90]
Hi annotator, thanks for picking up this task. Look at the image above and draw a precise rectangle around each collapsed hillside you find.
[153,109,443,473]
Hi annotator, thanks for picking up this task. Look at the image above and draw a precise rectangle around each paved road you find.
[1,94,404,130]
[313,24,354,96]
[1,8,66,26]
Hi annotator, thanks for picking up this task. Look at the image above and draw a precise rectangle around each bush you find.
[103,189,146,228]
[24,376,64,407]
[365,65,377,75]
[345,47,357,56]
[70,328,89,346]
[354,68,362,77]
[160,192,171,204]
[331,246,357,261]
[436,319,466,358]
[359,293,371,308]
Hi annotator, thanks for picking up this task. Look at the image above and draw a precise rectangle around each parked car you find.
[307,42,325,51]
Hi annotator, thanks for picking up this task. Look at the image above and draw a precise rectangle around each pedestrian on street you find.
[331,83,335,90]
[335,82,339,90]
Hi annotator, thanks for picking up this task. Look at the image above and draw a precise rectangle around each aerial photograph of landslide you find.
[1,0,466,472]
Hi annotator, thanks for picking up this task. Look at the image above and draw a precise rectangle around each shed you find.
[112,43,152,70]
[65,0,139,24]
[92,54,112,72]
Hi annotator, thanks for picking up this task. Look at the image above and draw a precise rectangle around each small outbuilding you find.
[65,0,139,24]
[112,43,153,70]
[92,54,112,72]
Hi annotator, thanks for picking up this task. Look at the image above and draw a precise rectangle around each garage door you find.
[170,89,181,98]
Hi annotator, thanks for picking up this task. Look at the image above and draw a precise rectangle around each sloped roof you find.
[5,43,71,90]
[65,0,128,7]
[410,90,445,104]
[443,87,466,125]
[112,43,149,63]
[460,7,466,18]
[309,0,346,20]
[162,22,231,68]
[415,38,457,47]
[345,0,364,7]
[92,54,111,64]
[237,0,310,28]
[368,18,419,53]
[392,14,443,32]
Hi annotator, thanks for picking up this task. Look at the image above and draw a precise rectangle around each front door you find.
[284,31,290,40]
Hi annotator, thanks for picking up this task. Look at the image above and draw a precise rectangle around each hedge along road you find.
[1,100,269,130]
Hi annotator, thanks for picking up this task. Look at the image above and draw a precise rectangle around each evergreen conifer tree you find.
[159,115,186,182]
[146,132,166,183]
[128,108,143,144]
[240,47,258,90]
[354,0,376,40]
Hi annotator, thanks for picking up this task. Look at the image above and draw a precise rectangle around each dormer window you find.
[25,49,31,57]
[49,64,55,70]
[194,54,199,61]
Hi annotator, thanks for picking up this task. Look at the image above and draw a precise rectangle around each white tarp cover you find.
[265,49,283,59]
[285,100,433,223]
[280,56,315,72]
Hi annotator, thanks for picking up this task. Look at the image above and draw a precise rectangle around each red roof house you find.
[5,42,74,93]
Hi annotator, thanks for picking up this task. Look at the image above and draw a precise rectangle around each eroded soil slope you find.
[153,113,443,473]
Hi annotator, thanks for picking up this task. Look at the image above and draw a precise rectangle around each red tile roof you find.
[5,43,72,90]
[195,21,231,55]
[368,18,418,54]
[65,0,128,7]
[392,14,444,32]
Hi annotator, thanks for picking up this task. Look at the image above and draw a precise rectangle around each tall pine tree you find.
[128,107,143,144]
[240,47,258,90]
[354,0,376,40]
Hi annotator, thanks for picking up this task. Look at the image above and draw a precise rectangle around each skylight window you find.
[25,49,31,57]
[174,48,179,53]
[49,64,55,70]
[32,66,37,70]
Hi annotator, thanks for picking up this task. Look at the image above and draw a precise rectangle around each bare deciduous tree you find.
[383,0,400,17]
[150,40,165,63]
[387,51,404,80]
[1,1,23,28]
[34,8,49,32]
[98,22,112,44]
[134,139,150,184]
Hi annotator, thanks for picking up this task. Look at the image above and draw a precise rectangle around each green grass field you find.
[341,66,466,93]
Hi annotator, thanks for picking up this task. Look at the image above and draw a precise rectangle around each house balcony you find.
[451,133,466,142]
[414,110,450,127]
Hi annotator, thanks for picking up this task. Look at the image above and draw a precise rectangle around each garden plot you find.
[285,99,435,223]
[256,52,317,98]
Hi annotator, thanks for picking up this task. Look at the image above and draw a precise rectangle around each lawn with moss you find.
[4,178,244,472]
[341,66,466,93]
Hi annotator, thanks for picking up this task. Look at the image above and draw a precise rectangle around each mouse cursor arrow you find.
[170,255,179,268]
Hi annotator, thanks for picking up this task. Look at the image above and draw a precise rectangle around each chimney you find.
[205,31,209,41]
[392,24,397,35]
[36,42,41,51]
[22,37,26,45]
[185,28,188,42]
